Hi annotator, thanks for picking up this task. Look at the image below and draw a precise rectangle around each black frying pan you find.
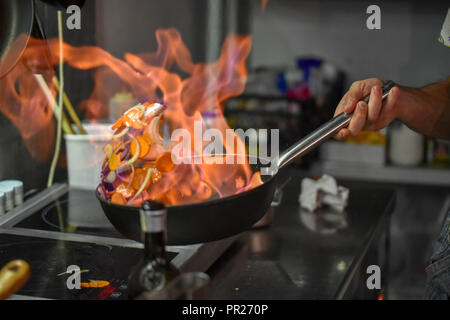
[98,161,278,245]
[0,0,86,79]
[97,81,396,245]
[0,0,34,79]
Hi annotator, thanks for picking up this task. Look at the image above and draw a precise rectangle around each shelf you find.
[228,93,315,104]
[311,161,450,187]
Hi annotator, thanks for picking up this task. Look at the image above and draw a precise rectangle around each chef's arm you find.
[334,77,450,140]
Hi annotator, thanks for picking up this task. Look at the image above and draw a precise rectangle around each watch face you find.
[139,267,165,291]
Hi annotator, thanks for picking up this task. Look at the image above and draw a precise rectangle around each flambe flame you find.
[0,28,261,204]
[261,0,269,12]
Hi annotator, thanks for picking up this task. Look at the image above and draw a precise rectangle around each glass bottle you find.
[127,201,180,299]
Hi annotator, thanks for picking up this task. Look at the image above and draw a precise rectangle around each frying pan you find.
[0,0,34,79]
[0,0,86,79]
[97,81,396,245]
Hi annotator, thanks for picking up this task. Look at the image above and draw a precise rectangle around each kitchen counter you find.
[206,169,396,299]
[0,170,399,300]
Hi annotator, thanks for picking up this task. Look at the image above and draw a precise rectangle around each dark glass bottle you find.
[127,201,180,299]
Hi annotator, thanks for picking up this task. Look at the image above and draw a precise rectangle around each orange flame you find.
[0,28,259,204]
[261,0,269,12]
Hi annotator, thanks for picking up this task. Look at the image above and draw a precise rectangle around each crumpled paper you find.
[299,174,349,213]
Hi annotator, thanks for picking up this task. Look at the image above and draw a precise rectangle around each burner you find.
[14,189,124,238]
[0,234,177,300]
[2,185,237,300]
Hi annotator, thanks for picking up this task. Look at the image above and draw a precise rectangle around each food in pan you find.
[96,102,263,206]
[96,102,172,205]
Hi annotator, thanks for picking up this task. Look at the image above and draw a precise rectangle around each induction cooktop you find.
[0,184,237,300]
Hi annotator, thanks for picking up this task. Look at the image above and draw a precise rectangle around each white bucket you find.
[64,123,113,190]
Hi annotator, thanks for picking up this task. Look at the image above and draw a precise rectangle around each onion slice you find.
[112,127,129,140]
[125,136,140,165]
[127,168,152,204]
[105,170,117,183]
[126,164,135,189]
[103,144,113,160]
[149,115,164,145]
[143,103,166,119]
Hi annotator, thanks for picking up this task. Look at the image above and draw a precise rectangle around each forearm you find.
[396,78,450,139]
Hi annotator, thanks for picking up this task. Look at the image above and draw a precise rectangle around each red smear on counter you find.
[97,285,117,300]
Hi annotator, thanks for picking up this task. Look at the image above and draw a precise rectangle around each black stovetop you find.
[0,234,143,300]
[0,187,178,300]
[14,189,125,239]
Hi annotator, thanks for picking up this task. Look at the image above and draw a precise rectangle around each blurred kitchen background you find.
[0,0,449,299]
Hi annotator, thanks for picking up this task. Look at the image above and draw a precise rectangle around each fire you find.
[0,28,261,205]
[0,34,55,161]
[261,0,269,11]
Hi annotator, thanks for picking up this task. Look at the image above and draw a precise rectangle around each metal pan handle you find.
[277,80,396,169]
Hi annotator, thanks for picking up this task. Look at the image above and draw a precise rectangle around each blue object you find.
[276,72,288,94]
[297,58,322,82]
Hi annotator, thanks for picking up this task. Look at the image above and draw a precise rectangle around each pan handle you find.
[277,80,396,169]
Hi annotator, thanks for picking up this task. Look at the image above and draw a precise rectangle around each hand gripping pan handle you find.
[277,80,396,170]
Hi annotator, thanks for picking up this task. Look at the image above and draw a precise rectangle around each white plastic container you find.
[388,122,424,166]
[64,123,113,190]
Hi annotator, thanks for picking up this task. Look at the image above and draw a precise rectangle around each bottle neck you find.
[143,230,166,260]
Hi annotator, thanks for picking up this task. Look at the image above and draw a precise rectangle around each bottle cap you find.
[140,201,166,233]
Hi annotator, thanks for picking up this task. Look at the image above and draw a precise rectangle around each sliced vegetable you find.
[80,280,110,288]
[109,153,121,171]
[104,183,115,192]
[116,163,132,175]
[112,117,124,130]
[151,168,162,184]
[132,168,151,191]
[97,185,107,200]
[103,143,113,160]
[111,192,126,205]
[105,170,117,183]
[143,103,166,119]
[131,135,150,159]
[128,168,152,204]
[154,193,170,205]
[123,107,145,129]
[126,164,135,189]
[148,115,164,144]
[142,133,153,144]
[116,183,135,199]
[125,136,140,165]
[112,127,128,140]
[155,152,175,172]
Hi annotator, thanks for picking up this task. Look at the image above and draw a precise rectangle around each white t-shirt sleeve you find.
[438,8,450,47]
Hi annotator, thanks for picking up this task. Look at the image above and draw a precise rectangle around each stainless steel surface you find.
[206,169,395,299]
[277,80,396,169]
[0,183,67,227]
[138,272,211,300]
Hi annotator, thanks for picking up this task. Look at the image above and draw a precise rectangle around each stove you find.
[0,184,236,300]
